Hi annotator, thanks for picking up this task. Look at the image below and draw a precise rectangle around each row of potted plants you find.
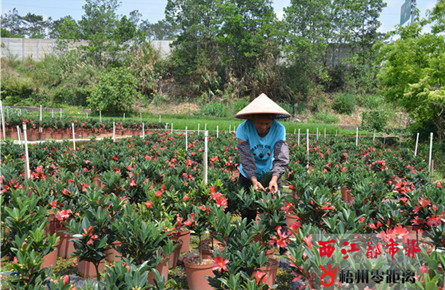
[1,132,444,288]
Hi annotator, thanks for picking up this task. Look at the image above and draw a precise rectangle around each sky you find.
[1,0,439,34]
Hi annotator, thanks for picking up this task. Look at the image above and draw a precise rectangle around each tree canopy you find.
[377,1,445,141]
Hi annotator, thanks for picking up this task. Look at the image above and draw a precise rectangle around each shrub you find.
[200,102,227,117]
[1,75,36,105]
[314,112,339,124]
[362,110,388,132]
[357,94,385,109]
[332,92,356,115]
[233,100,249,114]
[88,67,140,113]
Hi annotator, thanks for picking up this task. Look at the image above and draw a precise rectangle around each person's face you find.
[253,117,273,137]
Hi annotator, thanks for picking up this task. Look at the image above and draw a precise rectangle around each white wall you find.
[1,38,173,61]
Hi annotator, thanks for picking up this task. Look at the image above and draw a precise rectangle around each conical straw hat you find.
[235,93,291,119]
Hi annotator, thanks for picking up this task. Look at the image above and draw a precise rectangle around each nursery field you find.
[1,130,444,289]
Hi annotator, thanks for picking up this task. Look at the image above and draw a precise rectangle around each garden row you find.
[1,116,166,140]
[1,132,444,289]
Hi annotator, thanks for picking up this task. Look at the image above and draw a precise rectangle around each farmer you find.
[235,93,290,222]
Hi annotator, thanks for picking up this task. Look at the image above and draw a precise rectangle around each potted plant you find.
[112,203,174,285]
[68,216,108,280]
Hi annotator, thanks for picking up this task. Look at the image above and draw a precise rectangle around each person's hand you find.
[251,178,265,191]
[268,176,279,193]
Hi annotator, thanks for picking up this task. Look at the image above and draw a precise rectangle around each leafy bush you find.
[1,75,36,105]
[233,100,249,114]
[332,92,356,114]
[200,102,227,117]
[88,67,141,113]
[357,94,385,109]
[314,112,339,124]
[362,110,388,131]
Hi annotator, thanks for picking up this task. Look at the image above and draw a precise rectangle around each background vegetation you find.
[1,0,444,175]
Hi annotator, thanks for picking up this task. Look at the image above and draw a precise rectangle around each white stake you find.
[324,128,326,138]
[355,127,359,146]
[335,130,337,136]
[0,99,5,140]
[171,123,173,133]
[123,113,125,121]
[185,126,188,151]
[99,111,102,123]
[316,128,319,140]
[165,123,168,130]
[113,122,116,142]
[298,128,300,146]
[72,123,76,150]
[229,125,231,133]
[204,130,208,184]
[428,132,433,172]
[414,132,419,156]
[216,126,219,138]
[306,129,310,167]
[17,125,22,145]
[86,112,89,119]
[373,130,376,142]
[52,109,54,118]
[60,108,62,119]
[198,124,200,135]
[159,115,161,123]
[23,124,30,180]
[294,128,296,134]
[142,122,145,138]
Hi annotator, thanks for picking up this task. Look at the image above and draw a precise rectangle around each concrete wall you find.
[1,38,173,61]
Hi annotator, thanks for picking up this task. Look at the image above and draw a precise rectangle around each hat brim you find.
[235,113,290,119]
[235,93,291,119]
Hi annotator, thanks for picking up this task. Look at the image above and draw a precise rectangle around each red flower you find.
[161,184,167,190]
[253,271,268,285]
[183,194,190,201]
[155,190,162,197]
[129,179,136,187]
[272,226,290,249]
[63,275,70,286]
[427,214,444,226]
[145,201,153,208]
[56,209,72,221]
[213,256,229,273]
[303,234,313,250]
[51,200,58,207]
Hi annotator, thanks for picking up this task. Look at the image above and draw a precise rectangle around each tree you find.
[282,0,331,99]
[217,0,281,98]
[76,0,144,66]
[1,9,25,37]
[140,20,178,40]
[165,0,223,97]
[88,67,141,112]
[20,13,51,38]
[377,2,445,142]
[49,16,81,39]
